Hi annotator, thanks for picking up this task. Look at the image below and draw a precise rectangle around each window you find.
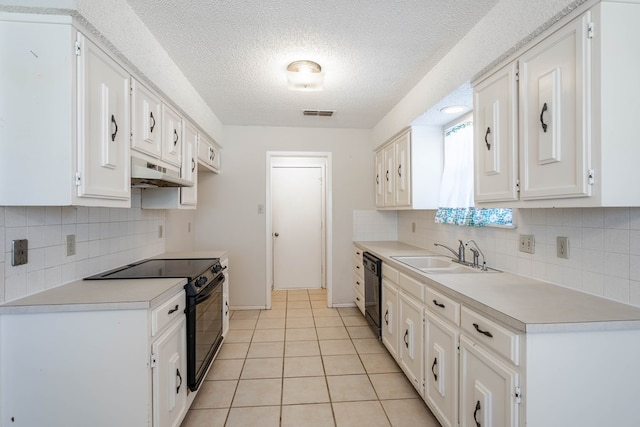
[435,116,513,227]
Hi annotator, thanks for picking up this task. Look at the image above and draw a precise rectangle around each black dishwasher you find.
[363,252,382,338]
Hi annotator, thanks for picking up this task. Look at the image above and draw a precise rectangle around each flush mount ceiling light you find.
[440,105,468,115]
[287,60,324,91]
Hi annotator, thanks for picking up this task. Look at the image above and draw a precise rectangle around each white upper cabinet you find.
[77,33,131,203]
[131,78,162,158]
[162,103,183,168]
[197,133,221,173]
[474,62,519,203]
[375,126,443,210]
[518,12,590,201]
[474,1,640,207]
[0,15,130,207]
[180,120,198,206]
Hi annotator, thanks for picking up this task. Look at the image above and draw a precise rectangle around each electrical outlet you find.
[557,236,569,259]
[66,234,76,256]
[11,239,28,266]
[519,234,535,254]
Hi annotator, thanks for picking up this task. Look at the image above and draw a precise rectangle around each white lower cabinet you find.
[425,311,459,427]
[398,291,424,396]
[152,317,188,427]
[0,288,187,427]
[460,335,519,427]
[381,278,399,360]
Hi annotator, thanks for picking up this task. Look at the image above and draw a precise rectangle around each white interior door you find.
[272,166,323,289]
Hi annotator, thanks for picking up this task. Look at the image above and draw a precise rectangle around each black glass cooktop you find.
[84,258,218,280]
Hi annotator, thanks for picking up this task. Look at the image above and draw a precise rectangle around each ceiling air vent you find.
[303,110,334,117]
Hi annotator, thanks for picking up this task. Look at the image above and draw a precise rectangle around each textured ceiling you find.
[125,0,498,129]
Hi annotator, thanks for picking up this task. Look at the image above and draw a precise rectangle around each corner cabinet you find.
[0,288,188,427]
[473,1,640,207]
[375,126,443,210]
[0,15,130,207]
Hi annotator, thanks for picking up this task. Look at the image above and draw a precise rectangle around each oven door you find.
[186,273,224,391]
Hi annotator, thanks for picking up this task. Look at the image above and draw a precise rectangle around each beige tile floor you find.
[181,288,441,427]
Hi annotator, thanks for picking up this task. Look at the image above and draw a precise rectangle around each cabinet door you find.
[383,143,396,207]
[180,120,198,206]
[375,149,385,207]
[131,79,162,158]
[395,132,412,206]
[474,63,519,203]
[399,292,424,395]
[460,336,519,427]
[518,12,591,200]
[152,317,188,427]
[77,33,130,202]
[162,104,183,167]
[425,311,459,427]
[381,279,399,360]
[222,257,230,337]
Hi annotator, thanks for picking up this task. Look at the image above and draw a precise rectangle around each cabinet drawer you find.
[382,263,399,284]
[353,247,364,278]
[425,287,460,326]
[152,291,186,337]
[461,307,520,366]
[353,272,364,296]
[354,289,365,315]
[399,273,425,303]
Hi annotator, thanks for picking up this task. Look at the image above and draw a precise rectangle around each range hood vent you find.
[302,110,334,117]
[131,157,193,188]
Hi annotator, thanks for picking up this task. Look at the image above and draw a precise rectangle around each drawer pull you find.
[474,400,481,427]
[473,323,493,338]
[176,368,182,394]
[384,309,389,325]
[225,301,229,316]
[432,299,445,308]
[167,304,179,315]
[431,357,438,381]
[540,102,549,133]
[404,329,409,348]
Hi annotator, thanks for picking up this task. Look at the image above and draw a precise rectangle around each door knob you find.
[274,233,279,237]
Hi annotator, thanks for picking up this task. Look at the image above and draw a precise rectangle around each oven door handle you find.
[194,274,225,303]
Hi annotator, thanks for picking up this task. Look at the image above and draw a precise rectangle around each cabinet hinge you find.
[515,386,522,404]
[515,69,519,81]
[587,22,594,39]
[74,172,81,186]
[588,169,595,185]
[516,178,520,193]
[150,353,157,369]
[74,40,81,56]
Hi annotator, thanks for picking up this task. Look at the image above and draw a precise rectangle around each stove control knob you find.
[212,264,222,273]
[196,276,208,287]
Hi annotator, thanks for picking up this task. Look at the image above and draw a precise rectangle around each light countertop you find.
[355,241,640,333]
[0,250,229,314]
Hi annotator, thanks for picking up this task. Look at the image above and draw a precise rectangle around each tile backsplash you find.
[0,189,165,303]
[356,207,640,308]
[352,210,398,241]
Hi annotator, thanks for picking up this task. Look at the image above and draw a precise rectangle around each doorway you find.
[266,152,332,308]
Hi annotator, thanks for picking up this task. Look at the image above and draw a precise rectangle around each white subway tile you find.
[26,270,45,295]
[5,274,26,301]
[44,266,61,289]
[26,206,46,226]
[5,207,26,227]
[604,207,630,230]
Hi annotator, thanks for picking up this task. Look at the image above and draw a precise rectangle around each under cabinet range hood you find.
[130,157,193,188]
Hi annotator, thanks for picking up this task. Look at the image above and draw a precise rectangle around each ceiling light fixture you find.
[287,60,324,91]
[440,105,467,115]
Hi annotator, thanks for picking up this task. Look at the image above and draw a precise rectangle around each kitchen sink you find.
[390,255,501,274]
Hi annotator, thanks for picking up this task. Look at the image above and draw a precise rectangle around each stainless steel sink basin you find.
[390,255,501,274]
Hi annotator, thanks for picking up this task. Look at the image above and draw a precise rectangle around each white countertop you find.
[0,250,229,314]
[355,241,640,333]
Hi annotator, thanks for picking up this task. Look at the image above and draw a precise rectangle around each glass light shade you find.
[286,60,324,91]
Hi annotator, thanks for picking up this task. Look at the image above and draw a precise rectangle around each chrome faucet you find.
[465,239,487,271]
[434,240,466,263]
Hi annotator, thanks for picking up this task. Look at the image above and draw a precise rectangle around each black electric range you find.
[85,257,226,391]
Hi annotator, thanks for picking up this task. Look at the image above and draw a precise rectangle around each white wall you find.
[194,126,373,308]
[0,190,165,303]
[393,208,640,307]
